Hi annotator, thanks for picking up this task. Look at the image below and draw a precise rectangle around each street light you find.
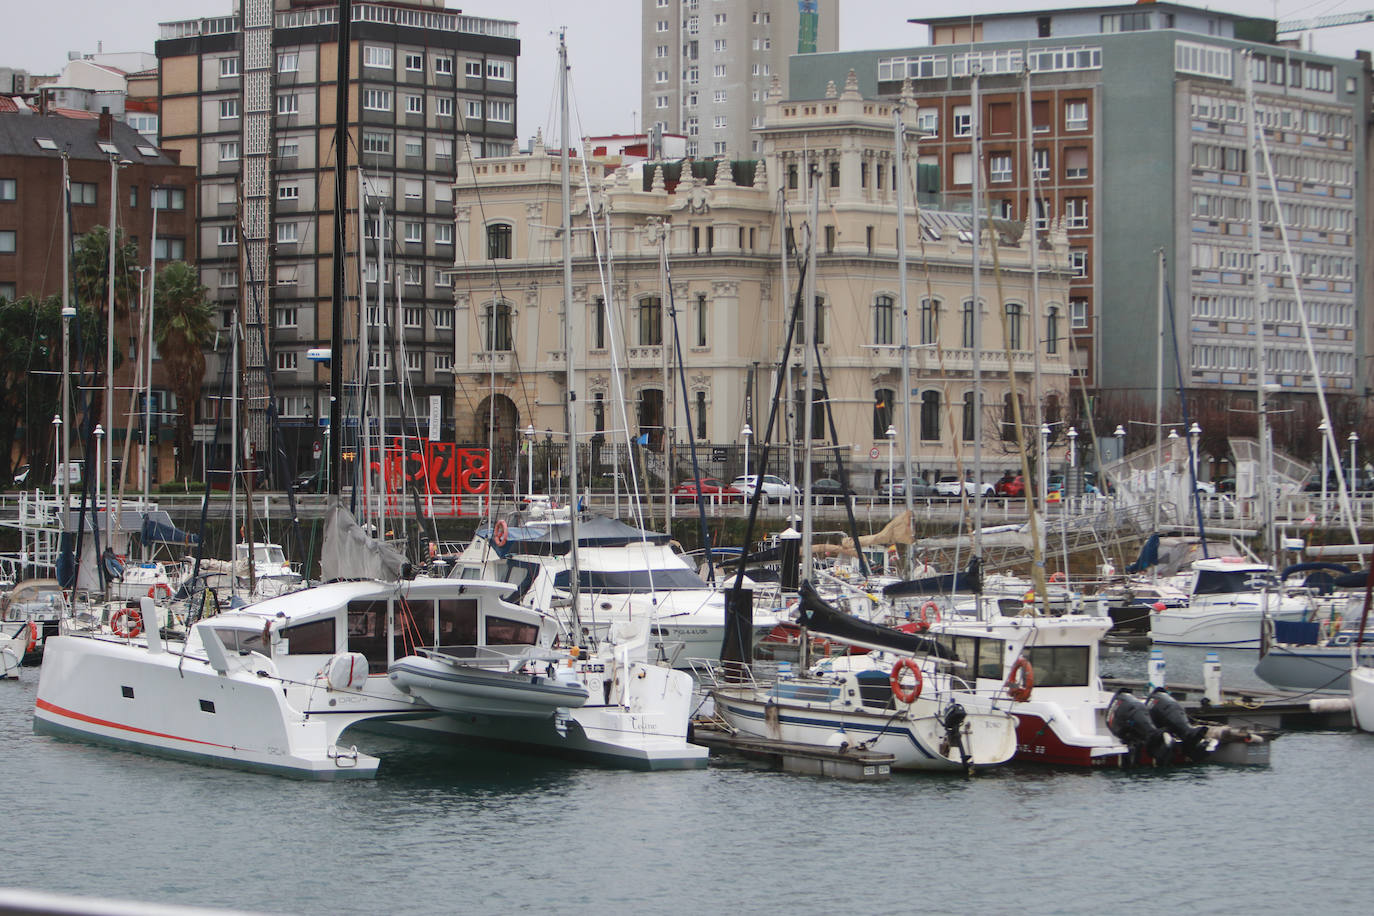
[524,423,535,501]
[885,424,897,511]
[93,424,105,516]
[741,423,753,480]
[1040,423,1051,512]
[1318,419,1329,525]
[1350,431,1360,489]
[1113,425,1126,500]
[51,415,62,503]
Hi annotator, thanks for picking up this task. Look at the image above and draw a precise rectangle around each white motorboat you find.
[0,578,67,658]
[1,620,37,678]
[1150,557,1311,649]
[34,576,707,778]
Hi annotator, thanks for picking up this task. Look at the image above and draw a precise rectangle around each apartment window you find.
[435,268,451,288]
[435,139,453,159]
[1065,198,1088,229]
[916,108,938,135]
[434,308,454,330]
[396,52,421,72]
[403,180,422,201]
[219,99,239,120]
[713,64,727,78]
[714,89,727,103]
[1070,298,1088,329]
[791,297,826,345]
[219,269,237,289]
[219,142,239,162]
[155,237,184,260]
[363,89,392,111]
[486,60,511,80]
[638,296,662,346]
[218,225,236,247]
[656,20,668,32]
[362,132,392,154]
[69,182,96,205]
[483,300,512,351]
[1064,100,1088,130]
[714,39,727,53]
[403,264,422,286]
[686,117,698,136]
[874,295,895,346]
[656,71,669,83]
[952,153,972,185]
[1065,147,1089,179]
[713,115,727,129]
[219,57,238,78]
[277,183,299,202]
[961,300,976,348]
[989,153,1012,182]
[401,138,422,160]
[1004,303,1024,350]
[1069,249,1087,278]
[0,230,14,253]
[434,354,453,372]
[436,97,454,117]
[1034,198,1050,230]
[655,96,669,110]
[1046,307,1061,354]
[435,224,453,245]
[920,298,940,345]
[954,105,972,137]
[462,60,482,78]
[920,391,941,441]
[275,307,297,328]
[276,222,299,244]
[403,307,423,328]
[277,139,300,158]
[435,56,453,75]
[1032,148,1049,181]
[829,161,840,189]
[276,351,299,371]
[486,223,512,259]
[364,46,393,70]
[277,52,299,73]
[405,94,423,115]
[488,101,513,122]
[151,186,185,210]
[656,45,668,59]
[401,222,422,244]
[461,99,484,122]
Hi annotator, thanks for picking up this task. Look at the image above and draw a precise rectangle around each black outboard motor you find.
[939,703,972,772]
[1105,689,1175,765]
[1147,688,1217,762]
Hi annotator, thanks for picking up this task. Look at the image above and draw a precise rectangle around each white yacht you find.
[1150,557,1311,649]
[34,576,707,777]
[1,620,36,678]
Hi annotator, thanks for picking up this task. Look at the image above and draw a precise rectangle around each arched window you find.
[1005,302,1024,350]
[874,295,895,346]
[486,222,512,259]
[637,296,662,346]
[920,298,940,345]
[873,388,895,438]
[1046,306,1060,355]
[792,295,826,345]
[920,390,941,441]
[1001,393,1018,441]
[962,391,977,441]
[793,388,824,439]
[483,300,512,351]
[961,299,976,348]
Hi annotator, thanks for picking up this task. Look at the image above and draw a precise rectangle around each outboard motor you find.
[1147,688,1217,762]
[939,703,971,770]
[1105,689,1175,765]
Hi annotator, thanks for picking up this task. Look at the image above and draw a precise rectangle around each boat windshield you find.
[1195,569,1276,595]
[1022,645,1091,687]
[236,545,286,566]
[931,634,1005,685]
[211,627,271,656]
[552,568,710,593]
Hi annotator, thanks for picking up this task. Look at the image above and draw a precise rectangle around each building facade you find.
[155,0,519,475]
[641,0,838,158]
[450,76,1074,490]
[788,2,1369,404]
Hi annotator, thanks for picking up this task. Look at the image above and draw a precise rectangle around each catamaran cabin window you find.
[347,599,391,673]
[552,568,709,592]
[1023,646,1090,687]
[438,598,479,647]
[283,618,335,655]
[486,616,538,646]
[213,627,270,656]
[395,598,436,655]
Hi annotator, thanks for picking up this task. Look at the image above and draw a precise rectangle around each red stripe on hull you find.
[35,697,235,750]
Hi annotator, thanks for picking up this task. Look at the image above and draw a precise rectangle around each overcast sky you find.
[5,0,1373,143]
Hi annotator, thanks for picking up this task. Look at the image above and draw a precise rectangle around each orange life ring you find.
[148,583,173,600]
[25,621,38,654]
[492,519,509,547]
[1004,656,1034,702]
[912,600,941,633]
[1050,572,1066,583]
[889,657,924,704]
[110,608,143,639]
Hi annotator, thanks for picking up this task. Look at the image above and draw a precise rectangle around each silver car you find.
[730,474,801,504]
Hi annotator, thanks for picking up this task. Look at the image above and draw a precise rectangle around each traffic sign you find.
[869,447,880,460]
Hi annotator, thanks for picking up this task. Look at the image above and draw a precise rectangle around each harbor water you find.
[2,657,1370,916]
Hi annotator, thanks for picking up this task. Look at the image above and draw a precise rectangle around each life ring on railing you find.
[148,583,173,600]
[492,519,509,547]
[1004,656,1034,703]
[24,621,38,654]
[889,657,924,704]
[1050,572,1066,583]
[912,601,941,633]
[110,608,143,639]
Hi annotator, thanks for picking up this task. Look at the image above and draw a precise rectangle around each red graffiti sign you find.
[368,439,489,495]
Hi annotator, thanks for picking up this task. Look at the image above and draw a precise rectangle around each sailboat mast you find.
[60,153,71,514]
[800,162,818,575]
[559,29,583,634]
[1154,249,1165,536]
[1242,53,1272,561]
[970,70,984,561]
[327,0,352,495]
[1023,67,1045,549]
[895,109,915,552]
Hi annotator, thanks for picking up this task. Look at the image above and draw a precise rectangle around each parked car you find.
[1215,477,1236,493]
[1194,479,1216,495]
[291,470,322,493]
[810,478,856,505]
[994,474,1025,498]
[879,478,936,498]
[730,474,800,504]
[934,476,994,498]
[11,464,29,487]
[671,477,742,503]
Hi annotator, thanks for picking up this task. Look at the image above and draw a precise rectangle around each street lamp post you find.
[51,415,62,503]
[885,424,896,511]
[1318,419,1329,526]
[524,424,535,502]
[1350,431,1360,489]
[1113,425,1126,502]
[741,423,752,482]
[1040,423,1051,514]
[1067,426,1078,510]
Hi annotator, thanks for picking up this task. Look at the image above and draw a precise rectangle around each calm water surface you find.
[2,657,1369,916]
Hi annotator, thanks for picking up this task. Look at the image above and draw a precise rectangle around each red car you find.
[995,474,1025,498]
[671,477,743,502]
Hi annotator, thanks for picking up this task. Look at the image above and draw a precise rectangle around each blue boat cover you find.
[141,512,201,546]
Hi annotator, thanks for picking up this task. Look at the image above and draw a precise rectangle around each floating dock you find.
[690,723,894,780]
[1104,678,1354,730]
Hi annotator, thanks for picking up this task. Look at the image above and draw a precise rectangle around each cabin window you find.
[347,599,391,673]
[212,627,271,656]
[1023,646,1090,687]
[486,616,539,646]
[438,598,479,647]
[395,598,436,656]
[283,618,335,655]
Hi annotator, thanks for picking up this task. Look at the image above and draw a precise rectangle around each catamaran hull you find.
[1350,666,1374,732]
[33,635,387,779]
[711,691,1016,771]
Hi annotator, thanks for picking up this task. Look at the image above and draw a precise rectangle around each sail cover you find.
[141,511,200,546]
[320,501,410,583]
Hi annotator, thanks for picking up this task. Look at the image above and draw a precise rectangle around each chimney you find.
[98,106,114,141]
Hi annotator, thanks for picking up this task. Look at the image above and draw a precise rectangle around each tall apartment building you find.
[449,76,1073,488]
[789,2,1369,406]
[641,0,837,157]
[156,0,519,474]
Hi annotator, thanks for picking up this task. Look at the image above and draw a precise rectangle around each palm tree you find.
[153,261,213,478]
[72,225,139,318]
